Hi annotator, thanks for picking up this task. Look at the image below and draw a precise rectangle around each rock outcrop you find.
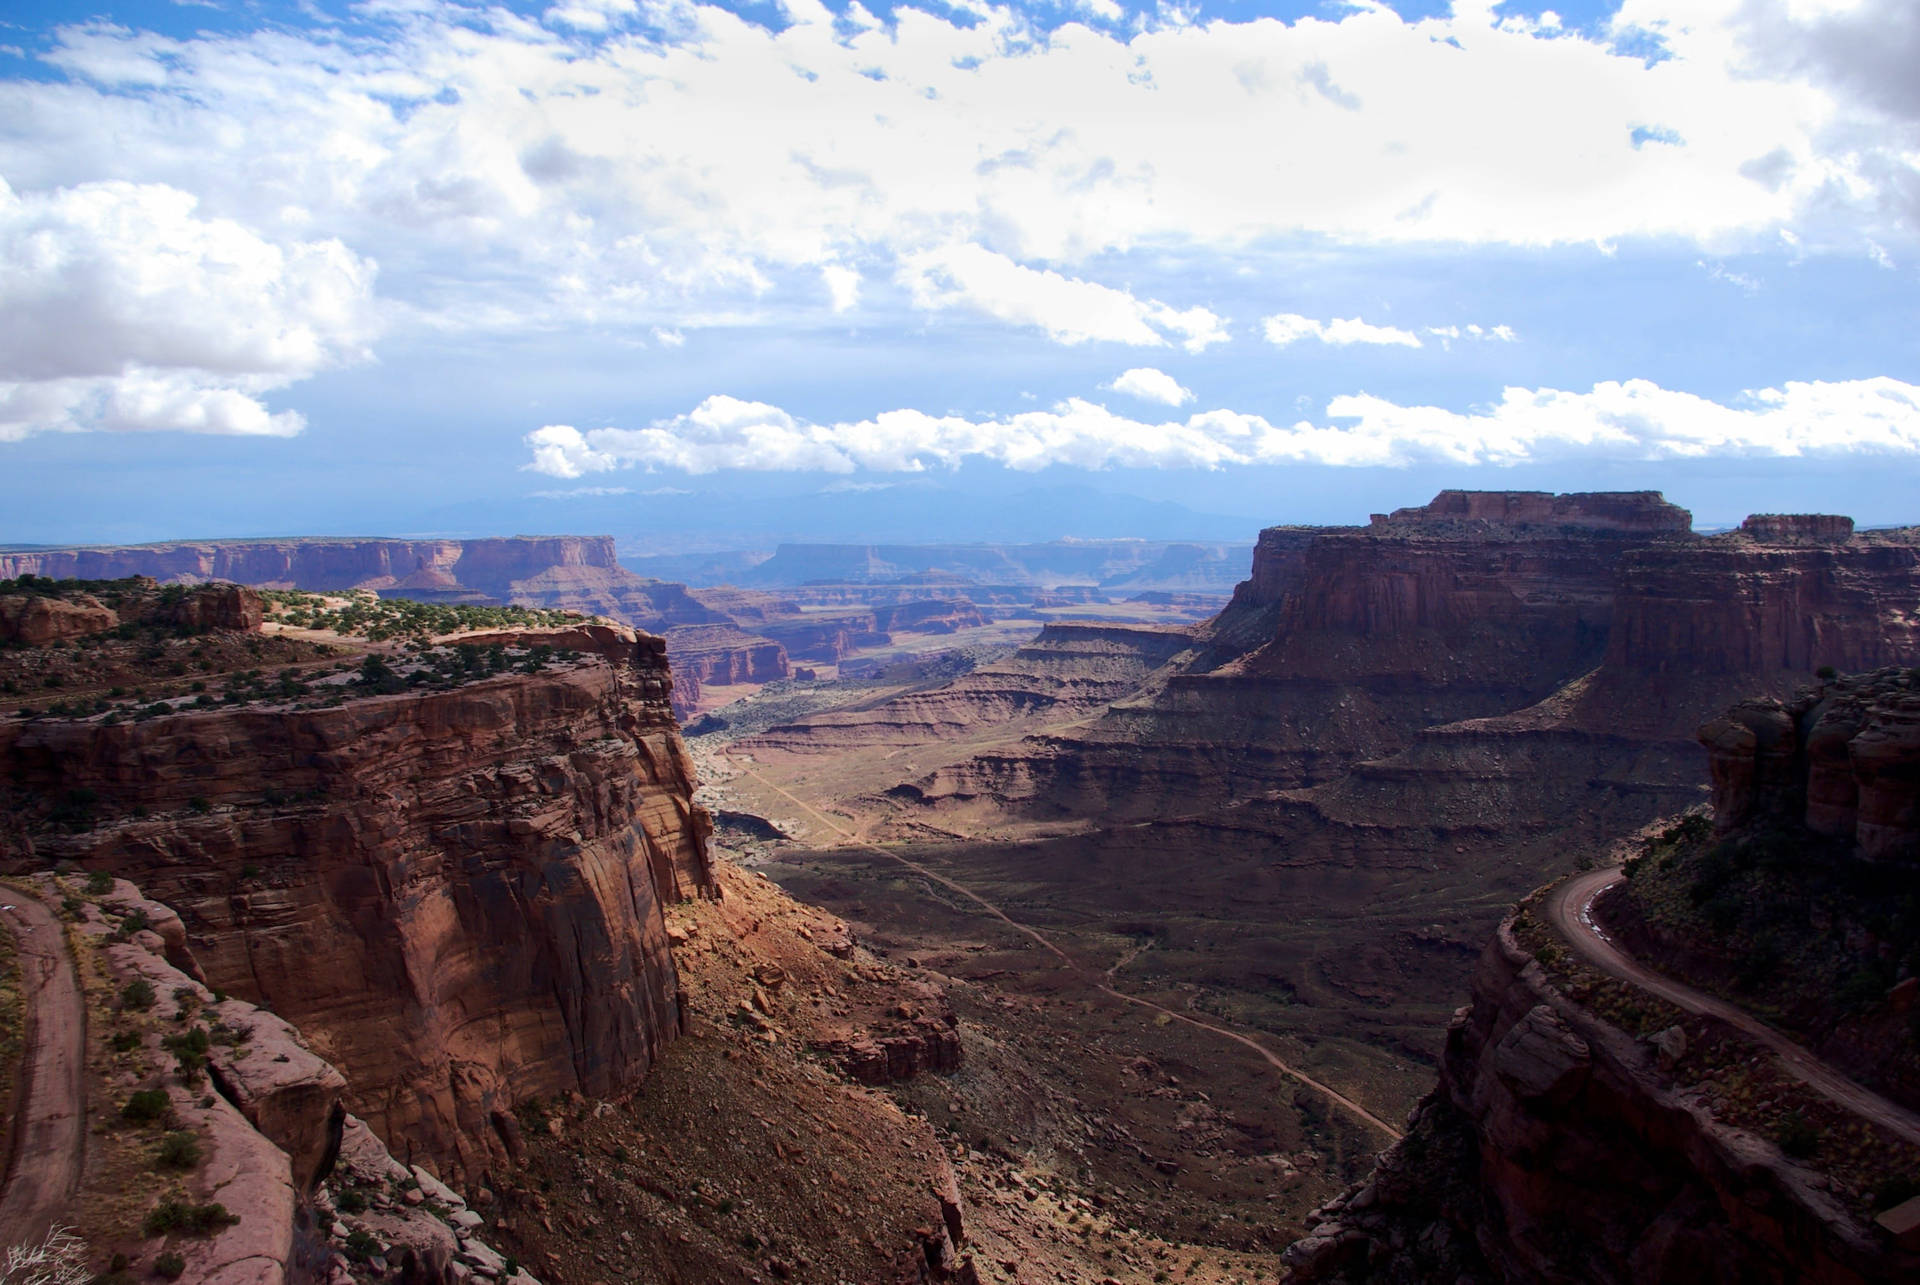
[1742,513,1856,542]
[0,579,264,645]
[1,625,714,1177]
[1701,667,1920,863]
[1286,911,1920,1284]
[1369,489,1692,533]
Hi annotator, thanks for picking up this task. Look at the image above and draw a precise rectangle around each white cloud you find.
[532,484,633,497]
[1107,366,1193,406]
[821,265,861,313]
[0,177,377,440]
[899,245,1228,350]
[522,376,1920,475]
[544,0,638,32]
[1264,313,1422,348]
[1423,322,1519,347]
[1,0,1900,371]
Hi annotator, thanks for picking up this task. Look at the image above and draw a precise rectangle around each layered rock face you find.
[1369,488,1692,533]
[1288,916,1920,1284]
[895,495,1690,825]
[1702,668,1920,862]
[738,622,1195,755]
[1,629,714,1177]
[1603,537,1920,689]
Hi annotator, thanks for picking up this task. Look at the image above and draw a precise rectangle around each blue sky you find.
[3,0,1920,548]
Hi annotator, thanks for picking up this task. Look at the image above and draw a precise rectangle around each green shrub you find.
[154,1252,186,1280]
[121,978,157,1011]
[110,1029,142,1053]
[142,1199,238,1237]
[187,796,211,814]
[337,1186,369,1214]
[163,1026,212,1084]
[343,1229,378,1261]
[121,1089,172,1124]
[85,870,113,895]
[155,1130,202,1169]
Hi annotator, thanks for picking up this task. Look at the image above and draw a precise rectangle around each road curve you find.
[1548,868,1920,1150]
[0,889,87,1245]
[735,764,1404,1142]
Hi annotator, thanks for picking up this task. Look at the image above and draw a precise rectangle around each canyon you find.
[0,536,1233,722]
[7,490,1920,1283]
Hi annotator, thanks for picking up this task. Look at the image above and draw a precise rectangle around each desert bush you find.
[155,1130,202,1170]
[120,1089,171,1124]
[141,1200,237,1237]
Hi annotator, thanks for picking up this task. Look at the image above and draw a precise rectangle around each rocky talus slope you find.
[2,622,714,1179]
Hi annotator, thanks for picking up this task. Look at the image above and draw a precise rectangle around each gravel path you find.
[1550,867,1920,1149]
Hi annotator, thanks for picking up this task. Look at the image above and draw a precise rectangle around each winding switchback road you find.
[1550,868,1920,1149]
[0,890,87,1245]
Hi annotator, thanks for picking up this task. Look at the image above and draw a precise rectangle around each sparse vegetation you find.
[141,1199,238,1237]
[120,1089,172,1124]
[154,1130,202,1170]
[260,589,581,641]
[119,978,156,1011]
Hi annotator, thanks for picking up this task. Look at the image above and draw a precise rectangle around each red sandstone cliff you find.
[1,626,712,1179]
[1701,668,1920,863]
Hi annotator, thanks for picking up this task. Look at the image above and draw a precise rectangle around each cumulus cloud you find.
[523,376,1920,475]
[1107,367,1193,406]
[0,177,377,441]
[1264,314,1422,348]
[899,245,1228,350]
[2,0,1905,368]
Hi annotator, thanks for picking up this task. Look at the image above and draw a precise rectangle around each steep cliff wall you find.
[0,536,631,601]
[1,629,713,1178]
[1700,667,1920,862]
[895,495,1690,828]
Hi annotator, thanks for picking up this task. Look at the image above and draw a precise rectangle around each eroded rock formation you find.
[1702,667,1920,862]
[2,625,713,1177]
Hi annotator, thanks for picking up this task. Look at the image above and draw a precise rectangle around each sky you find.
[3,0,1920,548]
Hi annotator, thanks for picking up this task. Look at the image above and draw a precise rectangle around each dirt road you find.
[0,890,87,1245]
[737,764,1404,1142]
[1550,868,1920,1149]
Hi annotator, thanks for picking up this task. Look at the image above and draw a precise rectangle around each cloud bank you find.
[1,0,1909,357]
[0,178,377,440]
[523,376,1920,475]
